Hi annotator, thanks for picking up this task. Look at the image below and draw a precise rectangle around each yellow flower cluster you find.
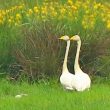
[0,10,5,24]
[0,0,110,30]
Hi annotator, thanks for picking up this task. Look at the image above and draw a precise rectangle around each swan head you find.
[70,35,80,41]
[58,35,70,41]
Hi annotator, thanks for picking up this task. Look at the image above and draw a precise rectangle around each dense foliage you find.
[0,0,110,81]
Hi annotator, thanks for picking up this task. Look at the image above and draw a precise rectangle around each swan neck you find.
[62,40,70,73]
[74,40,82,73]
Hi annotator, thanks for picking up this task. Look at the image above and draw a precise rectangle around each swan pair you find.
[59,35,91,92]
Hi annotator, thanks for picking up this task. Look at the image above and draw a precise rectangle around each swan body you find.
[72,71,91,91]
[59,36,75,90]
[70,35,91,91]
[60,71,75,90]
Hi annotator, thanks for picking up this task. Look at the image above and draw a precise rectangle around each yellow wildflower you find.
[1,10,6,16]
[6,10,10,13]
[34,6,39,13]
[8,19,12,23]
[0,17,4,24]
[68,11,72,18]
[28,9,33,15]
[75,1,81,8]
[0,13,4,23]
[85,10,90,14]
[41,6,47,14]
[19,5,23,9]
[51,11,57,17]
[15,14,22,25]
[107,20,110,29]
[8,16,14,24]
[0,13,3,19]
[68,0,73,5]
[11,6,17,11]
[18,4,24,9]
[50,6,54,11]
[60,7,66,14]
[83,4,88,10]
[82,15,95,29]
[97,3,101,7]
[71,5,77,11]
[16,13,22,20]
[94,3,98,9]
[82,20,87,29]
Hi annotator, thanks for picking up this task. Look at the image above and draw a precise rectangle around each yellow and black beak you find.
[58,36,64,40]
[70,36,75,40]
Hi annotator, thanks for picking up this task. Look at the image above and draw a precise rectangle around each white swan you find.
[70,35,91,91]
[59,35,75,90]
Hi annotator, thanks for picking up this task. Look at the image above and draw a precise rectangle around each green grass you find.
[0,80,110,110]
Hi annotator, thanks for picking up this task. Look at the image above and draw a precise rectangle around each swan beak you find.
[70,36,75,40]
[58,36,64,40]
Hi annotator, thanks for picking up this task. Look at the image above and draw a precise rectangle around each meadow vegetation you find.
[0,79,110,110]
[0,0,110,81]
[0,0,110,110]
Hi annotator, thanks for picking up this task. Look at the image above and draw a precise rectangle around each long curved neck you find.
[62,40,70,73]
[74,40,83,73]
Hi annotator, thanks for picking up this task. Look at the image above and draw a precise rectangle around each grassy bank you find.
[0,80,110,110]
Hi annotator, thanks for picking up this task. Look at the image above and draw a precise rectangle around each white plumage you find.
[59,35,91,91]
[70,35,91,91]
[59,35,75,90]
